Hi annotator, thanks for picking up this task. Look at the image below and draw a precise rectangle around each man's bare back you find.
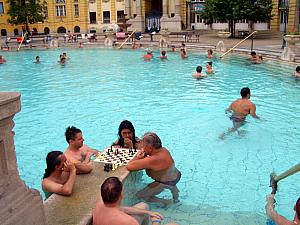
[229,98,257,119]
[93,203,139,225]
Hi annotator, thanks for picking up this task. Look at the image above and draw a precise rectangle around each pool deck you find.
[2,31,296,62]
[44,161,130,225]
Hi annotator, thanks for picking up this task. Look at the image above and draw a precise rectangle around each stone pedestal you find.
[0,92,46,225]
[160,17,182,32]
[127,15,145,32]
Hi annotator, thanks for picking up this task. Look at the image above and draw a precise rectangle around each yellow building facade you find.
[0,0,89,36]
[0,0,187,36]
[270,0,299,32]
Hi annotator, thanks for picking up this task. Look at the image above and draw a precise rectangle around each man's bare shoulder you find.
[93,204,138,225]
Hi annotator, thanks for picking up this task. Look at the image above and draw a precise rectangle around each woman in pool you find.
[207,49,213,59]
[113,120,140,149]
[42,151,76,199]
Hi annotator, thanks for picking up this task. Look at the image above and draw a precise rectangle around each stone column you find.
[162,0,168,17]
[175,0,181,17]
[127,0,144,32]
[125,0,131,18]
[187,2,191,30]
[136,0,142,17]
[287,0,297,32]
[0,92,46,225]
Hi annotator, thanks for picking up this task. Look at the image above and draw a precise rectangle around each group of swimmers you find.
[42,121,181,224]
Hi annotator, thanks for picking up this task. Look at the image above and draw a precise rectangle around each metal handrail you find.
[220,31,258,58]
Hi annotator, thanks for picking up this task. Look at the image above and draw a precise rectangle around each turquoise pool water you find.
[1,48,300,224]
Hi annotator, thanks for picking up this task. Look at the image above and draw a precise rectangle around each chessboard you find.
[94,146,139,167]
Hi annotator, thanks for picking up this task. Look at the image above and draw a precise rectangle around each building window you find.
[44,6,48,18]
[74,26,80,33]
[0,2,4,14]
[74,4,79,16]
[117,10,124,22]
[56,5,66,16]
[74,0,78,2]
[90,12,97,24]
[56,0,65,3]
[103,11,110,23]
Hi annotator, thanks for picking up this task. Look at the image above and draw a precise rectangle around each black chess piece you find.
[104,164,113,172]
[115,148,119,155]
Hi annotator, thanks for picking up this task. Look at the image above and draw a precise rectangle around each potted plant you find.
[217,30,231,38]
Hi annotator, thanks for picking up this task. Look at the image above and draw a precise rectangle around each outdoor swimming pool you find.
[1,47,300,225]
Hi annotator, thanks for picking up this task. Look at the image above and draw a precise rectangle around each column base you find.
[127,15,145,32]
[160,16,182,32]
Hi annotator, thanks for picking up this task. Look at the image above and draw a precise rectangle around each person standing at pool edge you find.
[220,87,259,139]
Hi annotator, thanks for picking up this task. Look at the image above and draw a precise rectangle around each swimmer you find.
[180,49,188,59]
[160,51,168,60]
[35,56,40,63]
[62,52,70,60]
[250,51,258,61]
[206,62,214,74]
[207,49,213,59]
[132,41,139,49]
[78,42,83,48]
[219,87,259,139]
[144,49,153,61]
[171,45,176,52]
[0,55,7,64]
[192,66,206,79]
[294,66,300,78]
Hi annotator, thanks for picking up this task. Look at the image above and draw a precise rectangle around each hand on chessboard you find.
[135,149,146,160]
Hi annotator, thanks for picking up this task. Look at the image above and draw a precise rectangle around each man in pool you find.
[126,132,181,207]
[220,87,259,139]
[64,126,98,174]
[93,177,165,225]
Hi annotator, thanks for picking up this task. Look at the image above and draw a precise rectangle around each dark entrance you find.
[145,0,162,33]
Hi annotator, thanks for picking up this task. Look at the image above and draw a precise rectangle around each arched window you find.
[74,26,80,33]
[44,27,50,34]
[57,26,66,33]
[1,29,7,36]
[13,28,19,36]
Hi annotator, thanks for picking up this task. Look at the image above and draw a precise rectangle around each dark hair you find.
[101,177,123,204]
[182,43,185,47]
[208,49,213,54]
[142,132,162,149]
[65,126,82,143]
[43,151,63,179]
[240,87,250,98]
[207,61,213,66]
[251,51,256,56]
[161,51,166,56]
[36,56,39,60]
[296,197,300,219]
[196,65,202,73]
[296,66,300,72]
[116,120,136,148]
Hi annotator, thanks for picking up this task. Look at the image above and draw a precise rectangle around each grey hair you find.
[142,132,162,149]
